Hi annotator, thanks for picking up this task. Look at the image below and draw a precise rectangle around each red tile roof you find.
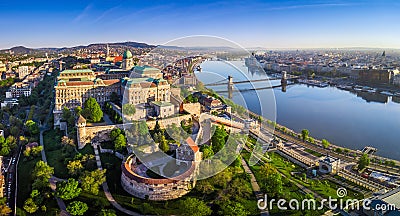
[186,137,199,153]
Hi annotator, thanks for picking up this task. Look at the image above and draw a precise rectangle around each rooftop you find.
[151,101,174,107]
[60,69,94,74]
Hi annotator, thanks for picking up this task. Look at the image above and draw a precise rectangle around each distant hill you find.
[0,41,156,55]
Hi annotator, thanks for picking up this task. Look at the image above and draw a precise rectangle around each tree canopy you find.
[66,201,88,216]
[56,178,82,200]
[358,153,370,170]
[179,197,212,216]
[79,169,106,195]
[83,97,103,122]
[301,129,309,142]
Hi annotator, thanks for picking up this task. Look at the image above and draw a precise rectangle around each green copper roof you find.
[151,101,174,107]
[123,50,133,59]
[133,65,160,73]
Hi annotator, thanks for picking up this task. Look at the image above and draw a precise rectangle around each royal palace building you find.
[53,69,121,126]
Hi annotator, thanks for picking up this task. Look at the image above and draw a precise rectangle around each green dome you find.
[123,50,133,59]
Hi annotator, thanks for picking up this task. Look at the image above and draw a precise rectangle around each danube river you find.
[195,60,400,160]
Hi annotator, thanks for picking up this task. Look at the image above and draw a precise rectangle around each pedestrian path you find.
[92,143,143,216]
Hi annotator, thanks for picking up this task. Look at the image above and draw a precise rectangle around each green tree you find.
[159,135,169,152]
[0,198,12,215]
[67,160,84,176]
[114,134,127,151]
[301,129,309,142]
[33,160,54,180]
[201,145,214,159]
[218,201,249,216]
[322,139,330,149]
[67,201,88,216]
[74,106,82,116]
[25,120,39,135]
[211,126,228,153]
[30,146,43,157]
[110,128,122,141]
[83,97,103,123]
[23,198,38,214]
[260,163,282,197]
[80,169,106,195]
[110,92,120,104]
[358,154,370,170]
[98,209,117,216]
[179,197,212,216]
[56,178,82,200]
[122,103,136,116]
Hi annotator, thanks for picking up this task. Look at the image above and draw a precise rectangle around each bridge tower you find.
[228,76,234,99]
[281,71,288,92]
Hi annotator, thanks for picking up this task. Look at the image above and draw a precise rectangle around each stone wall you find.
[77,114,192,149]
[182,102,201,116]
[77,124,125,149]
[146,114,192,130]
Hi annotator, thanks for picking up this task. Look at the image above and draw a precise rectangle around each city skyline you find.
[1,0,400,49]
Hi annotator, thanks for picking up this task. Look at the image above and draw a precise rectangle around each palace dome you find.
[123,50,133,59]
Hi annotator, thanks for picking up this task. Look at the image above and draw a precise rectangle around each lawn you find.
[16,156,60,215]
[17,157,40,207]
[43,129,69,178]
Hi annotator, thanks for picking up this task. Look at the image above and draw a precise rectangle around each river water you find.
[195,60,400,160]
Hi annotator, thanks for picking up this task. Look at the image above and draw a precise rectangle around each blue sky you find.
[1,0,399,49]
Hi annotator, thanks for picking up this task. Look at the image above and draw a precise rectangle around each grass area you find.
[17,156,60,215]
[242,150,363,216]
[43,129,69,178]
[304,148,324,157]
[17,157,40,207]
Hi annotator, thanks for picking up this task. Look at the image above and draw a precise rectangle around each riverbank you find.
[198,60,400,161]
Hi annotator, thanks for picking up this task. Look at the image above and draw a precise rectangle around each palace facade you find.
[53,69,120,126]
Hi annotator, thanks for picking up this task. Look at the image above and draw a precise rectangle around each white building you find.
[151,101,175,118]
[319,156,340,174]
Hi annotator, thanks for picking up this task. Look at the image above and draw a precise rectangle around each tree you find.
[80,169,106,195]
[179,198,212,216]
[260,163,282,197]
[0,198,11,215]
[33,160,54,180]
[358,153,370,171]
[67,201,88,216]
[158,135,169,152]
[301,129,309,142]
[201,145,214,159]
[122,103,136,116]
[114,134,127,151]
[23,198,38,214]
[62,136,75,147]
[99,209,117,216]
[211,126,228,153]
[110,92,120,105]
[67,160,84,176]
[110,128,122,141]
[82,97,103,123]
[30,146,43,157]
[56,178,81,200]
[322,139,330,149]
[218,201,249,216]
[25,120,39,135]
[74,106,82,116]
